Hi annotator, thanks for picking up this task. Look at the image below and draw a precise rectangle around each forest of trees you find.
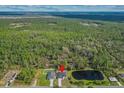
[0,17,124,80]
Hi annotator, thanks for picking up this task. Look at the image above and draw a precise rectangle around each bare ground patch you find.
[9,22,31,28]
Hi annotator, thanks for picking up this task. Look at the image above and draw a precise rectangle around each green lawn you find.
[11,68,123,87]
[37,69,49,86]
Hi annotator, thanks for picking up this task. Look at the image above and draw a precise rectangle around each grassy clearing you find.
[0,80,5,87]
[37,69,49,86]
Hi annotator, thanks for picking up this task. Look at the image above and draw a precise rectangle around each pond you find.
[72,70,104,80]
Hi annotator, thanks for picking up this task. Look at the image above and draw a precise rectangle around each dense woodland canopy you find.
[0,17,124,79]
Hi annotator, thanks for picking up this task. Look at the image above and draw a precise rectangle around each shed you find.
[109,77,118,82]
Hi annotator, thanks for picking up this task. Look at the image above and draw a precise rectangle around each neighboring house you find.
[46,71,56,87]
[56,71,67,87]
[119,74,124,79]
[56,71,67,79]
[4,70,19,87]
[47,70,67,80]
[47,72,56,80]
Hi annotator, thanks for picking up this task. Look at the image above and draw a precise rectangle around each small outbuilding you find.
[118,74,124,78]
[109,77,118,82]
[47,71,56,87]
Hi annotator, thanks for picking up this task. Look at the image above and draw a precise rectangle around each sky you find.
[0,5,124,12]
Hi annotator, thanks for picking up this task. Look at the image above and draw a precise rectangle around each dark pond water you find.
[72,70,104,80]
